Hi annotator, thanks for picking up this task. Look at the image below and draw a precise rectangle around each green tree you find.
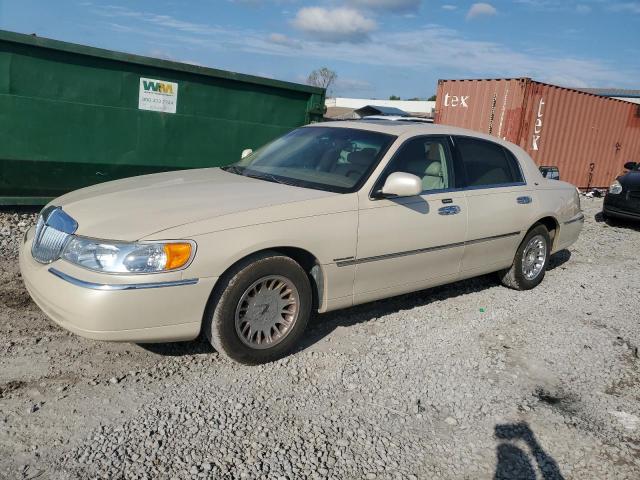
[428,95,437,101]
[389,95,401,100]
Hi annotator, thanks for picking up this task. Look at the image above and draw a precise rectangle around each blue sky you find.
[1,0,638,98]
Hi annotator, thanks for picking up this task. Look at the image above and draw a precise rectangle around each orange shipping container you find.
[435,78,640,189]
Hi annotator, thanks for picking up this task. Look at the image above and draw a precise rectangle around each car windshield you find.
[221,127,396,193]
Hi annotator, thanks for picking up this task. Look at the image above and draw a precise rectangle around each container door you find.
[353,136,467,303]
[453,136,534,274]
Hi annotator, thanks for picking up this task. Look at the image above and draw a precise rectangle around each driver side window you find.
[382,137,452,192]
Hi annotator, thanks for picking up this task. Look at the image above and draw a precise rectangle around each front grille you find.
[30,207,78,264]
[31,225,70,263]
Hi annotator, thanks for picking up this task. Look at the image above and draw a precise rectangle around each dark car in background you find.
[603,162,640,221]
[539,166,560,180]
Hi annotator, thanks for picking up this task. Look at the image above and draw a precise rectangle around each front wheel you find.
[204,252,312,365]
[498,225,551,290]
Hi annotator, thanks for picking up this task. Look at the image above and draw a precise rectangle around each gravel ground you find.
[1,197,639,480]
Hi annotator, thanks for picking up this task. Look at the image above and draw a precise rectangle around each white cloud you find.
[292,7,377,42]
[442,4,458,10]
[347,0,422,13]
[92,5,640,89]
[576,4,592,13]
[609,2,640,14]
[267,32,301,48]
[466,2,497,19]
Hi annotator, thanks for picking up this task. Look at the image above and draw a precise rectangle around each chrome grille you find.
[31,207,78,264]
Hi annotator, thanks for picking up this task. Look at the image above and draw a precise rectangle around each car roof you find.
[362,115,433,122]
[310,120,508,145]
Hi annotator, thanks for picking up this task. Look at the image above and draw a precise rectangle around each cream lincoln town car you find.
[20,121,584,364]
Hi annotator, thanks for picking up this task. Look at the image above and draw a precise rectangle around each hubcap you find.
[234,275,299,349]
[521,235,547,280]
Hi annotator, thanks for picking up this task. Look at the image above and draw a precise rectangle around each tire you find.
[203,251,312,365]
[498,225,551,291]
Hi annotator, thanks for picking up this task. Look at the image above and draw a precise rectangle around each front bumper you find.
[603,197,640,221]
[19,230,218,343]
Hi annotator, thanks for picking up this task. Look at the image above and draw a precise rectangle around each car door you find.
[453,136,534,274]
[353,135,468,304]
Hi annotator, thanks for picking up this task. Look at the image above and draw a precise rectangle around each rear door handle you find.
[438,205,461,215]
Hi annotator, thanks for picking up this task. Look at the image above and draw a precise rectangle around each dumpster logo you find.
[138,77,178,114]
[142,80,175,94]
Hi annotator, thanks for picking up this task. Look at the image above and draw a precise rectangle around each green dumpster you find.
[0,30,325,205]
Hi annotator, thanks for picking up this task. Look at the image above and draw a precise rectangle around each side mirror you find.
[241,149,253,160]
[380,172,422,198]
[624,161,637,171]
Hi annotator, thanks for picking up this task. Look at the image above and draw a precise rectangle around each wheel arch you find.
[529,215,559,251]
[207,246,325,317]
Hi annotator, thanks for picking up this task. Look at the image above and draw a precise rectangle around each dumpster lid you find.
[0,29,325,96]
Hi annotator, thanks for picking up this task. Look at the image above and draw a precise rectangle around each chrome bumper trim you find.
[48,268,199,291]
[563,213,585,225]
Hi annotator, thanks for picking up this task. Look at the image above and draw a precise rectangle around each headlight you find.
[608,180,623,195]
[62,237,195,273]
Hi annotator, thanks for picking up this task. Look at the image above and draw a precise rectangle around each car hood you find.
[53,168,337,240]
[620,171,640,188]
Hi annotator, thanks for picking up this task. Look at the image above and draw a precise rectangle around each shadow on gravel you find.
[594,211,640,231]
[297,250,572,352]
[546,249,571,271]
[136,336,214,357]
[494,422,564,480]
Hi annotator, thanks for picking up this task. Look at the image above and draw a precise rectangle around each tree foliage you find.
[389,95,401,100]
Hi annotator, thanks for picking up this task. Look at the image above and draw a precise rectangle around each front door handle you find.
[438,205,461,215]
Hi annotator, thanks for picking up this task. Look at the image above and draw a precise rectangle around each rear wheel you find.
[499,225,550,290]
[204,252,312,365]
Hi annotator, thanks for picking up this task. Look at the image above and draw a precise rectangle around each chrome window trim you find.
[370,182,528,199]
[48,268,199,291]
[463,182,527,191]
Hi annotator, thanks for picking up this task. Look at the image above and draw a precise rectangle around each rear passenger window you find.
[455,137,524,187]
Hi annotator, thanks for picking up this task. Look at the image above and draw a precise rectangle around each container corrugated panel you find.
[519,81,640,188]
[435,78,640,189]
[435,78,528,143]
[0,30,326,204]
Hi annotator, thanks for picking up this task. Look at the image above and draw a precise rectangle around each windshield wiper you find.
[244,172,297,187]
[221,165,244,175]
